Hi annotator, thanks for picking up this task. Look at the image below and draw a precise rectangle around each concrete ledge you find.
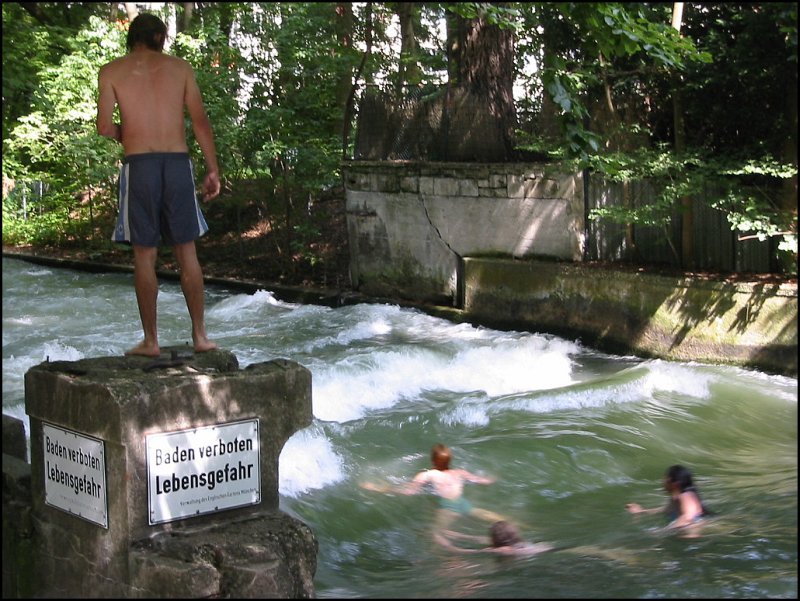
[463,258,798,376]
[3,413,27,461]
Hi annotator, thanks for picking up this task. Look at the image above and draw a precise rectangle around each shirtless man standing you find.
[96,13,220,357]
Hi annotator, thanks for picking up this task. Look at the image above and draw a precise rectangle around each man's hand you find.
[202,172,220,201]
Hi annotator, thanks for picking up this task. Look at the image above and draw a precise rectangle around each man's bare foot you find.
[125,341,161,357]
[193,337,218,353]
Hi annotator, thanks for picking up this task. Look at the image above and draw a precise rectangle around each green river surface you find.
[3,256,797,598]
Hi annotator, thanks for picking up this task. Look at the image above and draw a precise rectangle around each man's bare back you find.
[98,49,197,156]
[411,467,491,500]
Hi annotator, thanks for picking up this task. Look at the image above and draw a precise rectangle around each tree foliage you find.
[2,1,796,274]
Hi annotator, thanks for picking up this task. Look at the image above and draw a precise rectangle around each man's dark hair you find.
[126,13,167,52]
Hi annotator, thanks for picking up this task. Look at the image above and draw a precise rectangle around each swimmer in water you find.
[437,520,555,557]
[361,443,507,531]
[626,464,714,529]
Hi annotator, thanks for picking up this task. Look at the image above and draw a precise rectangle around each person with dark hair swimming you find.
[626,464,714,529]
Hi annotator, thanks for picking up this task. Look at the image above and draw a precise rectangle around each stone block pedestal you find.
[6,348,317,598]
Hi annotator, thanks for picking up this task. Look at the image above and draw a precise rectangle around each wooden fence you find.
[585,176,775,273]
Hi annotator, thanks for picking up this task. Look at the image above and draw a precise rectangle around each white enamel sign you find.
[43,423,108,528]
[146,419,261,524]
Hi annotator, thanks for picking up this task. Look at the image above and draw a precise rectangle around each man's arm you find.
[433,531,482,553]
[184,65,220,200]
[666,492,704,528]
[441,530,487,543]
[96,66,121,142]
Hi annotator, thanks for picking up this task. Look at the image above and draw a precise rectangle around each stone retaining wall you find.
[463,258,797,376]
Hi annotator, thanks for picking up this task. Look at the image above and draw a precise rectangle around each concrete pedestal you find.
[6,348,317,598]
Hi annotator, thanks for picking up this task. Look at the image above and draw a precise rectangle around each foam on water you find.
[3,316,34,326]
[208,289,294,318]
[21,266,54,278]
[3,341,91,409]
[279,426,346,497]
[2,341,83,440]
[295,313,394,353]
[42,341,86,362]
[310,333,579,423]
[451,359,719,421]
[312,348,442,422]
[439,396,492,427]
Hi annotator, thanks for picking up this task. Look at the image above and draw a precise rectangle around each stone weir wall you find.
[2,349,318,598]
[343,161,797,376]
[344,160,583,305]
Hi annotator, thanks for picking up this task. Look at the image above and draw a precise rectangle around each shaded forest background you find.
[2,2,797,290]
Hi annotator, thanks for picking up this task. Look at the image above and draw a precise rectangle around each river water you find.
[2,256,797,598]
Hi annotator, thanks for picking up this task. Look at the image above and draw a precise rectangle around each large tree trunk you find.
[443,4,518,161]
[780,38,798,217]
[177,2,193,33]
[334,2,354,145]
[776,35,798,271]
[536,12,562,144]
[344,2,372,159]
[396,2,422,94]
[445,10,462,85]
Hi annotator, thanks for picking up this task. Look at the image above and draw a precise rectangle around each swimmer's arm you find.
[398,481,423,495]
[665,516,692,529]
[460,469,495,485]
[441,529,488,543]
[625,502,666,515]
[439,539,554,557]
[667,508,694,528]
[491,544,553,557]
[434,531,483,553]
[665,493,704,528]
[359,481,416,495]
[360,472,426,495]
[397,470,433,494]
[359,481,395,494]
